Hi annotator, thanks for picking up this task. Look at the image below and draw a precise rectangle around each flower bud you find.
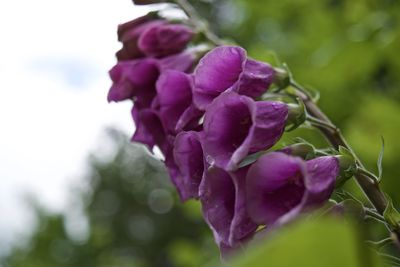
[286,102,306,131]
[273,67,290,89]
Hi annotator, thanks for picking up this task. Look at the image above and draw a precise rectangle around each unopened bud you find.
[286,102,306,131]
[273,67,290,89]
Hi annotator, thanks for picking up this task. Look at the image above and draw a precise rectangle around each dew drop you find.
[206,155,215,165]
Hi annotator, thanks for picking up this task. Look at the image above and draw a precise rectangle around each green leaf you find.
[237,151,267,168]
[377,136,385,181]
[219,217,385,267]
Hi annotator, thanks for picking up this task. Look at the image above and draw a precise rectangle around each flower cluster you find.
[108,13,340,255]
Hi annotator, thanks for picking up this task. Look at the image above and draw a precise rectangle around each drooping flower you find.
[138,23,194,58]
[116,14,163,60]
[108,52,195,105]
[202,91,288,171]
[117,14,194,60]
[199,166,258,250]
[246,152,339,226]
[131,106,167,150]
[108,58,159,105]
[156,70,202,134]
[173,131,204,200]
[193,46,275,110]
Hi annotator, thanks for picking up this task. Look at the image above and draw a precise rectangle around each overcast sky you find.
[0,0,155,253]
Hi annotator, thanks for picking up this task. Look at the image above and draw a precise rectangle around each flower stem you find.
[173,0,224,46]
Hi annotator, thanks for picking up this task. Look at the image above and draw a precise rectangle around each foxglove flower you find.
[116,14,163,60]
[193,46,275,110]
[117,15,193,60]
[108,58,159,105]
[156,70,202,133]
[173,131,204,200]
[246,152,339,226]
[108,52,195,105]
[199,166,258,249]
[131,106,167,150]
[138,23,194,58]
[202,91,288,171]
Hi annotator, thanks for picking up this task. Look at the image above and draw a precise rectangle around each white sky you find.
[0,0,155,252]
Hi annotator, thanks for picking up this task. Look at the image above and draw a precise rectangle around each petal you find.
[164,138,191,201]
[202,92,254,170]
[175,104,203,133]
[193,46,246,109]
[156,70,194,133]
[131,106,166,150]
[108,59,159,103]
[199,167,236,245]
[246,152,307,225]
[229,167,258,246]
[138,23,194,58]
[117,18,164,60]
[202,91,288,171]
[274,156,339,226]
[159,51,195,73]
[131,106,155,149]
[303,156,339,205]
[200,166,257,247]
[230,100,288,169]
[236,59,275,98]
[173,131,205,199]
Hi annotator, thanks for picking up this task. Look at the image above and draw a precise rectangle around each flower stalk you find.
[173,0,225,46]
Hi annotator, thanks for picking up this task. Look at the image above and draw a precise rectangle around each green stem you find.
[306,115,338,132]
[173,0,224,46]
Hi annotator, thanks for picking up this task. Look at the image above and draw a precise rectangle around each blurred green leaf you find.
[377,136,385,181]
[225,217,384,267]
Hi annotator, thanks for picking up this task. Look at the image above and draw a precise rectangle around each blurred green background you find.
[2,0,399,266]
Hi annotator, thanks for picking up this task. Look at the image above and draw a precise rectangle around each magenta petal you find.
[303,156,339,206]
[108,59,159,103]
[131,106,155,149]
[117,17,164,60]
[175,104,203,132]
[163,138,191,201]
[200,167,257,248]
[138,23,194,58]
[229,167,258,245]
[246,153,339,226]
[159,51,195,73]
[173,131,205,199]
[274,156,339,225]
[193,46,246,109]
[230,100,288,169]
[199,167,236,246]
[156,72,202,133]
[246,152,306,225]
[236,59,275,98]
[202,92,253,169]
[193,46,276,110]
[202,91,288,170]
[131,106,166,150]
[156,71,199,133]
